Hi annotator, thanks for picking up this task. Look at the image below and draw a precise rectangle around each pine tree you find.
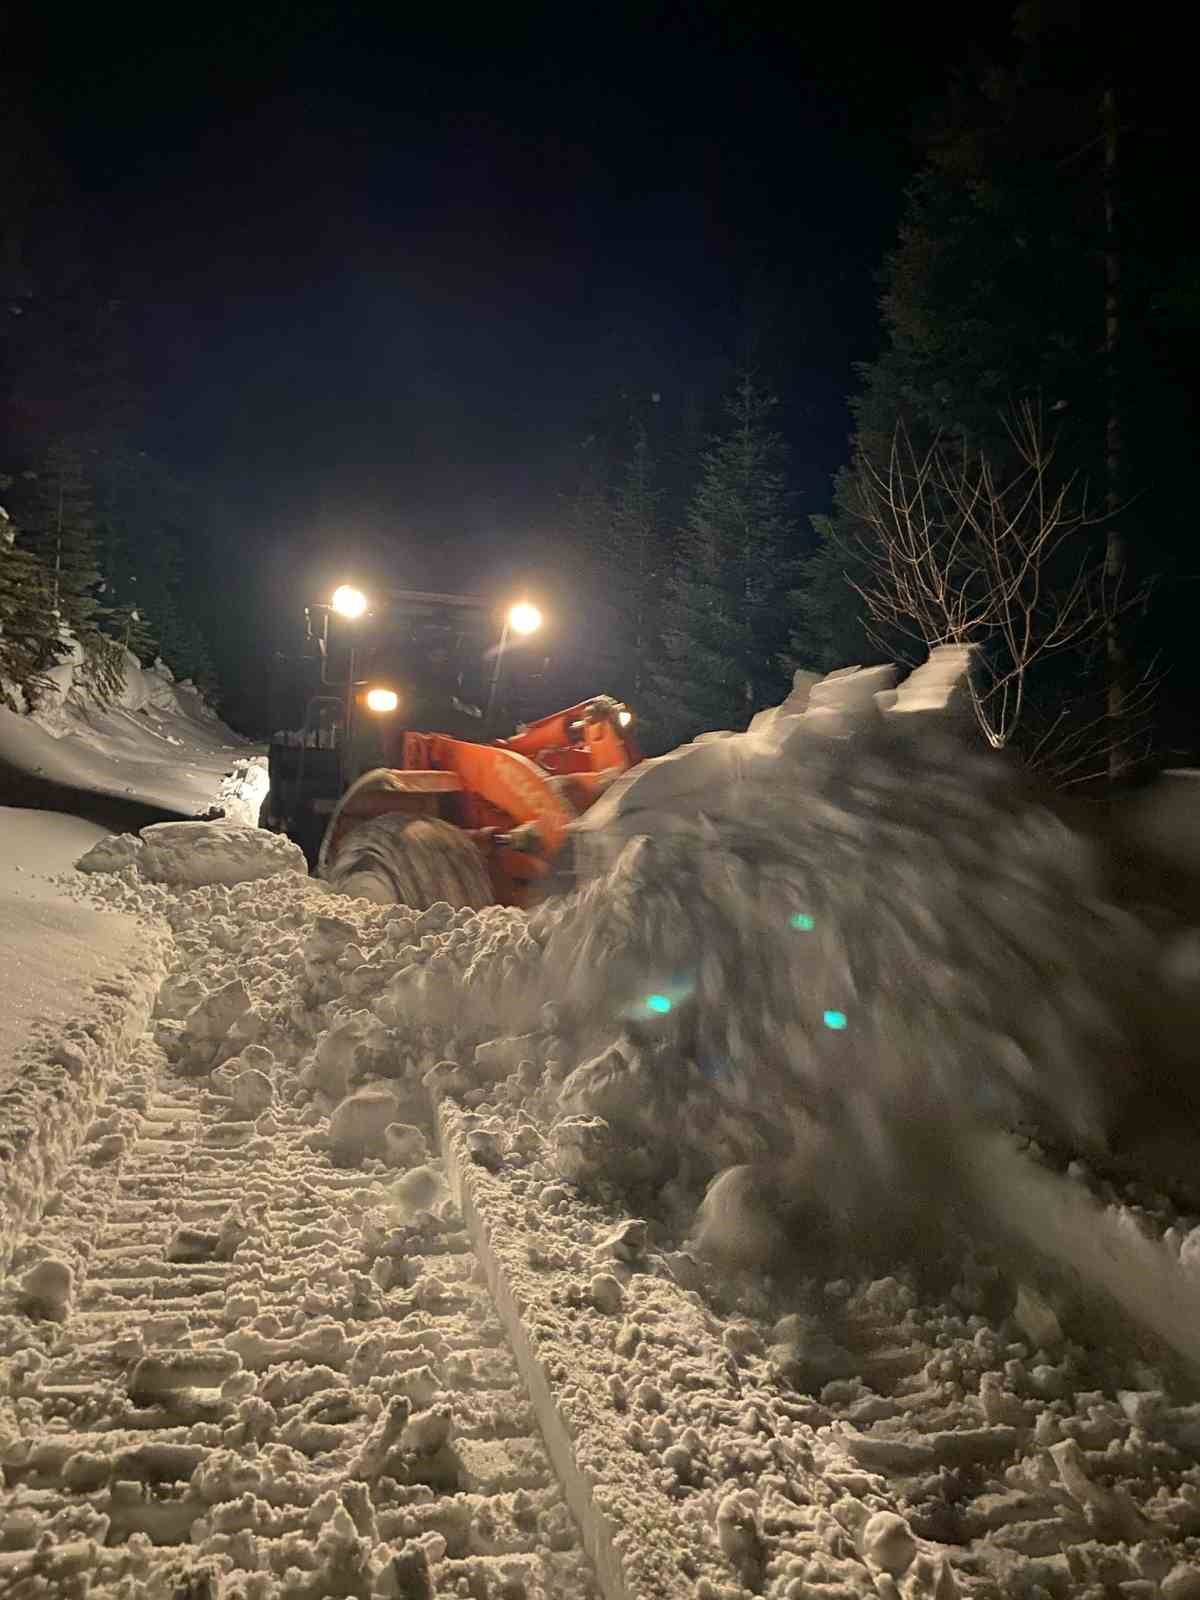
[785,507,883,675]
[97,521,158,661]
[93,449,223,695]
[561,392,680,743]
[646,374,799,744]
[607,421,663,702]
[22,442,104,629]
[17,443,134,703]
[0,502,60,710]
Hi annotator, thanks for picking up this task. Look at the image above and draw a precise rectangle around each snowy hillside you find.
[0,638,263,818]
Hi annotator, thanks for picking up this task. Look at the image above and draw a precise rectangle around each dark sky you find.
[12,1,1013,715]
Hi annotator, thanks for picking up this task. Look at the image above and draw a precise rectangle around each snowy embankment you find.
[0,810,169,1273]
[0,649,267,1278]
[0,639,262,819]
[0,810,149,1089]
[3,652,1200,1597]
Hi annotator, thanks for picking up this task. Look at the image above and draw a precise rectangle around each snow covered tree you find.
[22,442,103,625]
[17,443,129,703]
[0,498,60,709]
[646,374,799,743]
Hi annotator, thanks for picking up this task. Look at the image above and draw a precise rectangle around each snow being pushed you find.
[78,820,306,888]
[549,649,1183,1213]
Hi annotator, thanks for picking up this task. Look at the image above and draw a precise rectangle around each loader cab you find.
[262,588,530,864]
[343,626,488,785]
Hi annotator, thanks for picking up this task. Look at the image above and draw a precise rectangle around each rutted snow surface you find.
[3,656,1200,1597]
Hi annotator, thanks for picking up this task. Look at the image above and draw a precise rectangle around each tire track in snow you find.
[436,1091,1200,1600]
[0,1056,599,1598]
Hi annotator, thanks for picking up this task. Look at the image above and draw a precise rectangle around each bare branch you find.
[832,404,1150,768]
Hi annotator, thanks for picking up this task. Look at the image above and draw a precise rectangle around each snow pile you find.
[27,636,220,741]
[77,819,307,887]
[63,651,1200,1351]
[207,754,270,826]
[558,655,1143,1156]
[33,686,1200,1596]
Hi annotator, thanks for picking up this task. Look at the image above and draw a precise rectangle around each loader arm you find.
[496,696,640,808]
[318,694,640,908]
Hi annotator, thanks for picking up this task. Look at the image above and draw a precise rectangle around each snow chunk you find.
[1163,1566,1200,1600]
[549,1116,614,1190]
[882,643,975,722]
[75,832,144,874]
[589,1272,624,1314]
[861,1511,917,1575]
[211,755,270,826]
[138,820,307,886]
[20,1255,75,1321]
[329,1087,399,1164]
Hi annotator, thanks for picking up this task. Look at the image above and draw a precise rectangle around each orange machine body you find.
[324,696,639,905]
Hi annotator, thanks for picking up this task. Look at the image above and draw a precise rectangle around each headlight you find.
[617,707,633,728]
[365,687,399,713]
[507,601,543,635]
[331,585,368,618]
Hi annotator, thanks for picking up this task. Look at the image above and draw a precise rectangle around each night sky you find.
[11,2,1014,722]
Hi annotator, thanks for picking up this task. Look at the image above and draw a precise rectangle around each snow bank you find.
[26,636,220,740]
[0,630,257,818]
[0,932,165,1269]
[78,819,306,887]
[0,811,169,1267]
[0,808,158,1104]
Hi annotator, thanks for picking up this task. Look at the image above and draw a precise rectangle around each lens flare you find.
[508,602,542,635]
[331,585,367,618]
[823,1009,848,1030]
[790,913,815,930]
[646,994,673,1015]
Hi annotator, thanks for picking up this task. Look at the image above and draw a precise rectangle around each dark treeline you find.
[568,4,1199,777]
[0,87,220,713]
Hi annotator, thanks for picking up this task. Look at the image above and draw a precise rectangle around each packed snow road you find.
[4,653,1200,1597]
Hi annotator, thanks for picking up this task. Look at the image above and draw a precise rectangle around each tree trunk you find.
[1102,83,1130,781]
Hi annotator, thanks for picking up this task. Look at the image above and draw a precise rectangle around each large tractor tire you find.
[324,813,494,909]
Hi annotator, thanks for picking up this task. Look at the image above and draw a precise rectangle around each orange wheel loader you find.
[260,586,640,909]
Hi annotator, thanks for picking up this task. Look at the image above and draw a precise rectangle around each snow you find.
[0,648,258,819]
[0,809,149,1096]
[78,819,307,888]
[3,649,1200,1596]
[211,754,271,826]
[0,807,115,877]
